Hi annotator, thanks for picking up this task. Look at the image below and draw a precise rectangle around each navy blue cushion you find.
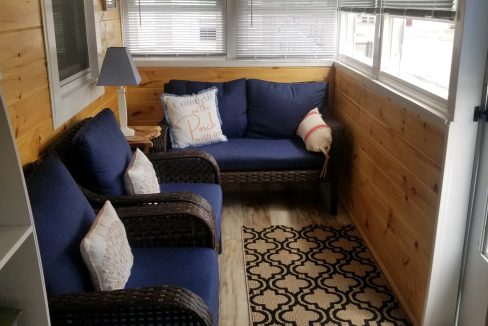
[127,247,219,325]
[171,138,324,171]
[70,109,132,196]
[159,183,222,244]
[164,79,247,138]
[26,157,95,295]
[246,79,328,139]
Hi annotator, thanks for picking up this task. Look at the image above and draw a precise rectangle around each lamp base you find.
[121,126,135,137]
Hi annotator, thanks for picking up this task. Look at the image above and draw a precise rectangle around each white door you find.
[458,56,488,325]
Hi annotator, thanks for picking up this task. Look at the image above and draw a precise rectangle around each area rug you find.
[242,225,411,325]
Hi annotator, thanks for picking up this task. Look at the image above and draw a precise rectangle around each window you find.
[234,0,337,59]
[339,12,376,66]
[338,0,457,112]
[381,16,455,99]
[53,0,90,83]
[43,0,102,128]
[120,0,337,60]
[121,0,226,56]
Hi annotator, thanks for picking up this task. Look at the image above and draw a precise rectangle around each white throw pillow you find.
[124,148,160,195]
[161,87,227,148]
[80,201,133,291]
[296,108,332,155]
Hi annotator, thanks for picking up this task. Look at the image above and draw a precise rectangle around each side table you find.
[126,125,162,154]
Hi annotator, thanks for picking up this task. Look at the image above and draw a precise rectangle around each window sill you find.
[335,61,449,127]
[134,57,334,68]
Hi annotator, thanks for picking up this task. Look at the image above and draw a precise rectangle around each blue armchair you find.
[26,157,219,325]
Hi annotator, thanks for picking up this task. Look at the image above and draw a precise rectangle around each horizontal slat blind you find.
[382,0,454,9]
[121,0,226,56]
[381,0,456,18]
[235,0,337,59]
[338,0,456,18]
[339,0,377,8]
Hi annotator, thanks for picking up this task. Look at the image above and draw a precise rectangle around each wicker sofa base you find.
[220,170,321,184]
[220,170,338,216]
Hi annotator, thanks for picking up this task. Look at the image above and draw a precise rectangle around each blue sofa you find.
[26,157,219,325]
[162,79,343,215]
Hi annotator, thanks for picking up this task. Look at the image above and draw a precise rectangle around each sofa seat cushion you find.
[172,138,324,171]
[127,247,219,325]
[27,157,96,295]
[70,109,132,196]
[246,79,328,139]
[159,183,222,244]
[164,79,247,138]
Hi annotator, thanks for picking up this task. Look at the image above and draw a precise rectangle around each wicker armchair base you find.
[49,286,212,326]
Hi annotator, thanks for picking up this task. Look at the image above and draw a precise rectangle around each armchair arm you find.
[82,186,213,214]
[115,202,217,249]
[150,120,170,153]
[48,286,212,326]
[148,151,221,184]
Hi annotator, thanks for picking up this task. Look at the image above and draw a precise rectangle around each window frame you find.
[337,11,381,77]
[120,0,337,66]
[377,14,454,112]
[337,3,456,114]
[42,0,103,129]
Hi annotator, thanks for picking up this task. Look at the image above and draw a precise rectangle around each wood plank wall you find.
[333,66,447,325]
[127,67,334,125]
[0,0,122,165]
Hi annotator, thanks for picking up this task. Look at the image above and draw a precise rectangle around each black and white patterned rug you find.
[242,224,411,325]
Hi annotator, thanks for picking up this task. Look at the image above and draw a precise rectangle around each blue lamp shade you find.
[97,47,141,86]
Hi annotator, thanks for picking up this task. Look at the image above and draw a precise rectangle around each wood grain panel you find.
[0,0,41,33]
[342,164,428,322]
[2,59,49,107]
[0,28,45,70]
[0,0,123,165]
[333,67,447,325]
[127,66,334,125]
[100,19,121,45]
[335,71,445,168]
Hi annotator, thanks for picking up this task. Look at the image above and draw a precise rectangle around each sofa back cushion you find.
[246,79,328,139]
[164,79,247,138]
[26,157,96,295]
[70,109,132,196]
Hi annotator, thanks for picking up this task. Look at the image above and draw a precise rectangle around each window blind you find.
[339,0,456,18]
[121,0,226,56]
[381,0,456,19]
[235,0,337,59]
[339,0,378,12]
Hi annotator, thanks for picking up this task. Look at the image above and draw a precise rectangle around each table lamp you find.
[97,47,141,136]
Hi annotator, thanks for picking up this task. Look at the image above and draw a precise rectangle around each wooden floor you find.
[218,184,351,326]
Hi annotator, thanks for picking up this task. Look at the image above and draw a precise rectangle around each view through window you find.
[338,0,457,109]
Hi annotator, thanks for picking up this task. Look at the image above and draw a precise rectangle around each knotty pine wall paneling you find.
[0,0,122,165]
[127,66,334,125]
[333,66,447,325]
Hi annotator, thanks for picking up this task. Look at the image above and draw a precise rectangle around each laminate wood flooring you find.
[218,184,351,326]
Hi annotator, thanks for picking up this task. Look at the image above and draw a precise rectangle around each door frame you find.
[422,0,488,324]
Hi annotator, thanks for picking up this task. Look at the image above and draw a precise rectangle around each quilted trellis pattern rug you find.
[242,225,411,325]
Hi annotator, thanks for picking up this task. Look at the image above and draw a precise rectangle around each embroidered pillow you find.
[80,201,133,291]
[124,148,160,195]
[161,87,228,148]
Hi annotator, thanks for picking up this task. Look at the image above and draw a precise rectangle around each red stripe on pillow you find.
[303,110,321,119]
[304,124,329,143]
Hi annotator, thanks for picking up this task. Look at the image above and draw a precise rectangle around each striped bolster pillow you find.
[297,108,332,154]
[296,108,332,177]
